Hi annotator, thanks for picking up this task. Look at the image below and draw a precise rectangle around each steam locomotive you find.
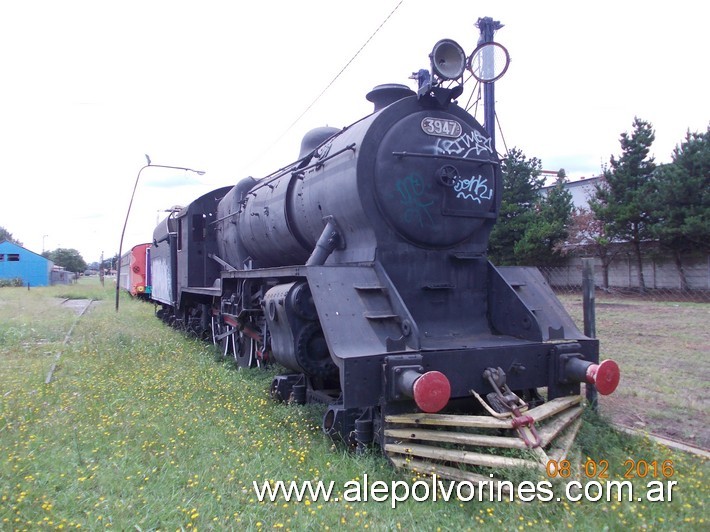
[147,37,619,455]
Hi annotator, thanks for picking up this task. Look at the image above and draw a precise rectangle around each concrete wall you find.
[544,254,710,290]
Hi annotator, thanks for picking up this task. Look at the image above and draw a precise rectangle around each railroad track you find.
[45,298,94,384]
[614,425,710,459]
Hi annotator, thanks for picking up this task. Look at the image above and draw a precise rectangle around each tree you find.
[45,248,87,273]
[590,117,656,291]
[104,254,119,271]
[651,126,710,290]
[0,226,23,246]
[558,206,617,288]
[514,170,574,266]
[488,148,544,265]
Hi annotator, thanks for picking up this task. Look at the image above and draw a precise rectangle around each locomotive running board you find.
[384,395,583,479]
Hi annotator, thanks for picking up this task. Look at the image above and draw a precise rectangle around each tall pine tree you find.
[591,117,656,291]
[651,126,710,290]
[514,170,573,266]
[488,148,544,265]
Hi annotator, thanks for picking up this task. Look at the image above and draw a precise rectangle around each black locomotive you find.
[148,37,619,456]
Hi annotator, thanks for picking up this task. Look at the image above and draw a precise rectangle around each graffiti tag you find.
[435,129,493,158]
[453,174,493,204]
[395,174,434,227]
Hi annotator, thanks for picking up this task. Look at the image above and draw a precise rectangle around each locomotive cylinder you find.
[263,281,337,379]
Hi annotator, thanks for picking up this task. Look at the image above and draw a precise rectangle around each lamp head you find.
[430,39,466,81]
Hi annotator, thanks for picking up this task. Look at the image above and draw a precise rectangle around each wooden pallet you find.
[384,396,584,480]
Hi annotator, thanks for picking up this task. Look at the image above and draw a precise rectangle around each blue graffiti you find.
[395,174,434,227]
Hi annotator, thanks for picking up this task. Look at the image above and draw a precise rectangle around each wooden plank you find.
[531,445,550,466]
[526,395,582,423]
[386,396,582,430]
[547,418,583,464]
[385,428,527,450]
[385,413,511,430]
[388,456,512,496]
[538,406,584,447]
[386,443,540,470]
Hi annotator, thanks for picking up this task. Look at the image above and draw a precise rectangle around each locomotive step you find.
[364,310,399,320]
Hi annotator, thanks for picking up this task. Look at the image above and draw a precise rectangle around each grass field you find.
[0,279,707,530]
[560,294,710,450]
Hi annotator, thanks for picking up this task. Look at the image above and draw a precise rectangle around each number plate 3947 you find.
[421,117,462,138]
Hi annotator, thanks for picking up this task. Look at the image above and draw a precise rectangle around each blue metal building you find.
[0,241,53,287]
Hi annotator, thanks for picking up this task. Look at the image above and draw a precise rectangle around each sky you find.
[1,0,708,263]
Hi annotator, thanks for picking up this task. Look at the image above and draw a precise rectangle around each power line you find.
[285,0,405,134]
[243,0,405,174]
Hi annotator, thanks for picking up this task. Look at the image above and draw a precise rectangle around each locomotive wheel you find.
[234,333,258,369]
[211,316,234,361]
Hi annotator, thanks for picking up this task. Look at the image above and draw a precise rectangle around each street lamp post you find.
[115,155,205,312]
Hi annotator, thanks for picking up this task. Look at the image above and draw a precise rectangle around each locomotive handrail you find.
[247,143,357,195]
[210,143,358,226]
[293,143,357,180]
[212,211,239,225]
[392,151,499,165]
[220,265,307,279]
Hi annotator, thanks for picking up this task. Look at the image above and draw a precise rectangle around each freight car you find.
[119,243,151,299]
[149,35,619,473]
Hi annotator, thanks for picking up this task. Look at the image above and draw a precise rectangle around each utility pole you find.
[100,251,105,287]
[582,258,598,409]
[476,17,504,151]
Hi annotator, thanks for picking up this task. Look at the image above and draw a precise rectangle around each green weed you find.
[0,279,707,530]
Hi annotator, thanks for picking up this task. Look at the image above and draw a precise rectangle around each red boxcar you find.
[119,243,151,298]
